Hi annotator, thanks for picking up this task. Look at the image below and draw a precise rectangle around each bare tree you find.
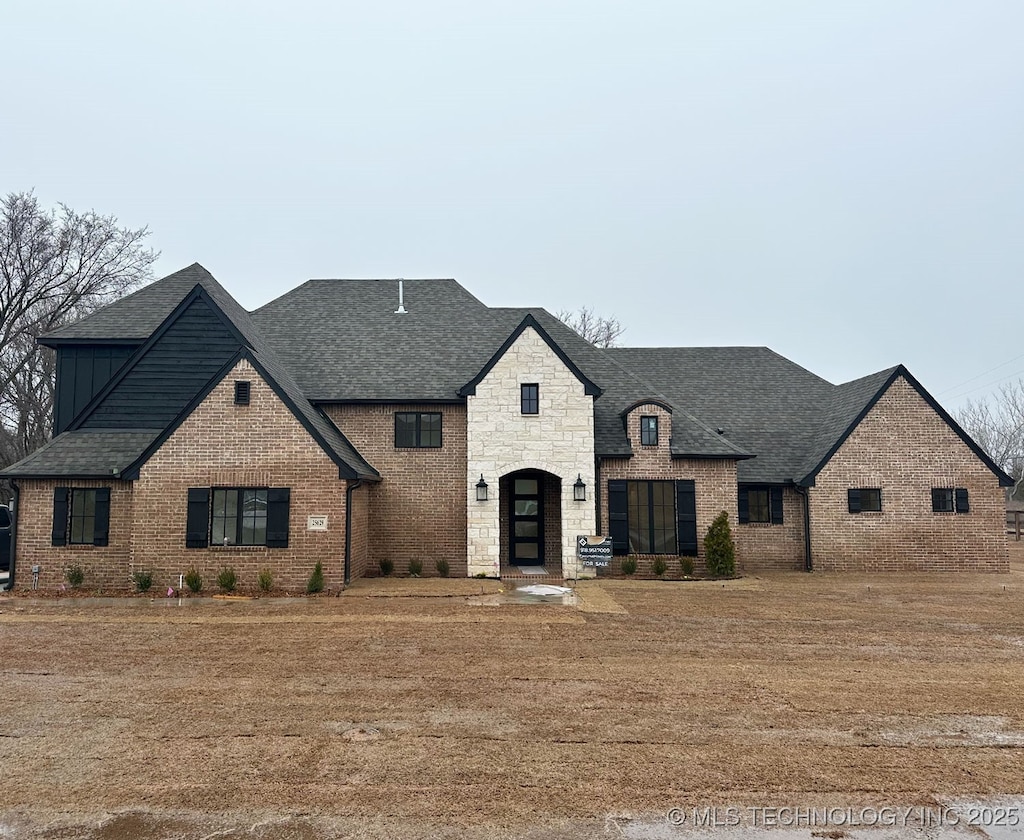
[955,381,1024,488]
[556,306,625,348]
[0,191,157,468]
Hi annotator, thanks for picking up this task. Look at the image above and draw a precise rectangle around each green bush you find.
[217,566,237,593]
[652,557,668,576]
[65,565,84,589]
[680,556,695,578]
[704,511,736,577]
[184,567,203,593]
[133,569,153,592]
[379,558,394,576]
[435,558,450,578]
[306,560,324,594]
[257,568,273,593]
[621,557,638,575]
[408,558,423,577]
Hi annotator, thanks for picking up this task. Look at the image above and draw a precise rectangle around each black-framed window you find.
[626,480,677,554]
[69,489,98,545]
[738,485,784,525]
[640,416,658,446]
[521,384,539,415]
[848,488,882,513]
[932,487,969,514]
[51,486,110,547]
[395,412,442,448]
[211,488,268,546]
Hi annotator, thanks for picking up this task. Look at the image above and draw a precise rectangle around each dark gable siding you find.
[81,297,242,430]
[54,345,138,435]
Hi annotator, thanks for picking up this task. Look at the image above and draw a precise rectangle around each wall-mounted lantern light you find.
[573,473,587,502]
[475,474,489,502]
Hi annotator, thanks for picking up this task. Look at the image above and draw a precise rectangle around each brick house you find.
[0,264,1012,591]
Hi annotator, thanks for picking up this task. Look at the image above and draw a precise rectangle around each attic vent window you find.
[234,381,251,405]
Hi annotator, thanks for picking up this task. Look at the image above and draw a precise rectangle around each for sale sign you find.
[577,535,612,567]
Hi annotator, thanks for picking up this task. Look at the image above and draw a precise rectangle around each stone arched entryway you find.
[499,469,562,572]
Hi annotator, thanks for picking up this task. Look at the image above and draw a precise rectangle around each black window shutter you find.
[770,487,784,525]
[955,488,969,514]
[52,487,69,546]
[186,488,210,548]
[266,488,291,548]
[737,487,749,524]
[608,480,628,556]
[676,480,698,557]
[931,488,943,512]
[92,488,111,546]
[847,488,861,514]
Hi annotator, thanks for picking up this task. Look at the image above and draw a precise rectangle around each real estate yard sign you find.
[577,535,612,567]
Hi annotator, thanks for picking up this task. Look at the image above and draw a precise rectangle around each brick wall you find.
[598,403,742,574]
[348,481,370,580]
[325,403,467,577]
[733,487,806,572]
[809,376,1008,572]
[13,479,134,591]
[131,360,351,592]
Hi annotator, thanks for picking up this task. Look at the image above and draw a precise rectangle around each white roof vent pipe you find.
[394,278,408,315]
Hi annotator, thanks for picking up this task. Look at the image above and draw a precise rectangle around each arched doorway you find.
[499,469,562,571]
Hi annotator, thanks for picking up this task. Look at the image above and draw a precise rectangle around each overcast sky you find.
[5,1,1021,410]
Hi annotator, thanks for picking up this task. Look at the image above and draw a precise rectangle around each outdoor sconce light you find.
[573,473,587,502]
[475,474,489,502]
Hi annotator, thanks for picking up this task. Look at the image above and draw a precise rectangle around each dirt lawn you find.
[2,549,1024,839]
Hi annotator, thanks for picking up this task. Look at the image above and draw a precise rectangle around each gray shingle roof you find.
[608,347,836,482]
[0,430,160,478]
[13,267,378,480]
[40,264,240,344]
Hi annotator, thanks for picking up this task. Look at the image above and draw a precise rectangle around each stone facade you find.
[466,327,596,578]
[326,403,467,577]
[808,376,1008,572]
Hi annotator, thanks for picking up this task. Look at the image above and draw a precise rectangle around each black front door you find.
[511,474,544,566]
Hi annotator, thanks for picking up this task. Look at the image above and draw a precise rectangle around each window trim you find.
[211,487,270,547]
[394,411,443,449]
[626,479,678,555]
[68,488,98,545]
[848,487,882,514]
[520,383,539,415]
[640,415,659,446]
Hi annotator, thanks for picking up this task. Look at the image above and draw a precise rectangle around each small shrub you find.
[306,560,324,594]
[184,567,203,593]
[408,557,423,577]
[652,557,668,577]
[474,572,488,579]
[217,566,237,593]
[704,511,736,577]
[65,565,84,589]
[435,558,450,578]
[621,557,638,575]
[257,568,273,592]
[379,558,394,576]
[133,569,153,592]
[680,556,695,578]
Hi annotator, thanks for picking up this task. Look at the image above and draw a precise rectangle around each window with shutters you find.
[626,481,677,554]
[848,488,882,513]
[738,485,784,525]
[52,486,111,547]
[186,487,290,549]
[932,487,969,514]
[394,412,442,448]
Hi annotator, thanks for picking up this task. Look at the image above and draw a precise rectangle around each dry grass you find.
[1,553,1023,837]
